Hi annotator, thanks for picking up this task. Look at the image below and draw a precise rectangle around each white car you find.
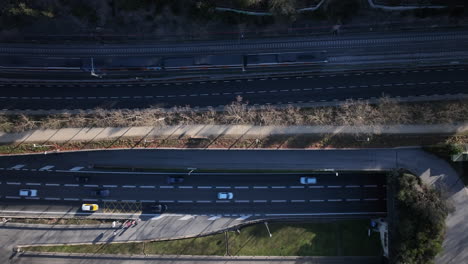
[300,177,317,184]
[217,192,234,200]
[19,189,37,197]
[81,204,99,211]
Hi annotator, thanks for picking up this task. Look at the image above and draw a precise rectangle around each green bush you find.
[393,173,449,264]
[424,143,463,161]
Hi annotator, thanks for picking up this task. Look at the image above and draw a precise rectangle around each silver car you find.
[217,192,234,200]
[19,189,37,197]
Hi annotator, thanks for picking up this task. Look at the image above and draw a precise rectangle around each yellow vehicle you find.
[81,204,99,211]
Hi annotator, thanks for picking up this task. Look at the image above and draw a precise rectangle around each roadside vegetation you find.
[1,97,468,133]
[424,143,468,186]
[390,173,451,264]
[0,0,464,40]
[24,220,381,256]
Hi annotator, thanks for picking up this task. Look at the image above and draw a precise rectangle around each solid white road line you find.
[140,200,156,203]
[291,200,305,202]
[179,215,194,220]
[121,200,137,202]
[159,200,175,203]
[207,216,221,220]
[265,212,386,216]
[6,196,21,199]
[308,186,324,188]
[236,215,251,220]
[69,166,84,171]
[64,198,80,201]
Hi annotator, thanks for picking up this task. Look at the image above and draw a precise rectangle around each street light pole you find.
[264,222,272,238]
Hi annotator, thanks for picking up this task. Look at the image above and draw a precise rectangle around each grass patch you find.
[24,220,381,256]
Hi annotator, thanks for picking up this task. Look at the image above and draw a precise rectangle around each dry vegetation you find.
[1,97,467,133]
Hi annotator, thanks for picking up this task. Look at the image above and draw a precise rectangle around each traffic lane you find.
[1,80,465,110]
[0,65,465,97]
[0,170,386,188]
[0,184,386,203]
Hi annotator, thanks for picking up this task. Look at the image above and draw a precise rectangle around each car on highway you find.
[75,176,90,183]
[19,189,37,197]
[148,204,168,213]
[217,192,234,200]
[300,177,317,184]
[91,189,110,197]
[81,204,99,211]
[167,176,184,184]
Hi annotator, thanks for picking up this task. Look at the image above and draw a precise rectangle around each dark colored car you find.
[166,176,184,184]
[91,189,110,197]
[148,204,167,213]
[75,176,89,183]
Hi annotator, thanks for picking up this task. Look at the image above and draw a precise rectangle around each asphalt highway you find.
[0,169,386,216]
[0,65,466,110]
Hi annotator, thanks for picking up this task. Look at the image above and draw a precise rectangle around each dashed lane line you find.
[103,185,118,188]
[64,184,79,187]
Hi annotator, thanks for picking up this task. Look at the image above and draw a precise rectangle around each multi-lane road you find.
[0,168,386,217]
[0,65,466,111]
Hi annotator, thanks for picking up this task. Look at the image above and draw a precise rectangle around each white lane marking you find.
[272,200,287,203]
[159,200,175,203]
[345,185,360,188]
[84,184,99,187]
[11,164,25,170]
[45,183,60,187]
[64,184,79,187]
[140,186,155,189]
[346,199,360,202]
[291,200,305,202]
[253,200,267,203]
[123,185,136,188]
[160,186,174,189]
[178,200,193,203]
[64,198,80,201]
[328,199,342,202]
[25,197,39,200]
[140,200,156,203]
[196,200,211,203]
[310,199,324,202]
[197,186,212,189]
[44,197,60,200]
[327,185,341,188]
[271,186,286,189]
[6,196,21,199]
[290,186,304,189]
[308,186,324,188]
[102,199,117,202]
[26,183,41,186]
[103,185,118,188]
[216,200,230,203]
[364,185,377,188]
[266,212,386,216]
[179,215,194,220]
[121,200,137,202]
[84,199,98,201]
[178,186,193,189]
[234,186,249,189]
[208,216,221,221]
[69,166,84,171]
[7,182,21,185]
[235,200,250,203]
[253,186,268,189]
[39,165,54,171]
[364,198,379,201]
[236,215,251,221]
[215,186,231,189]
